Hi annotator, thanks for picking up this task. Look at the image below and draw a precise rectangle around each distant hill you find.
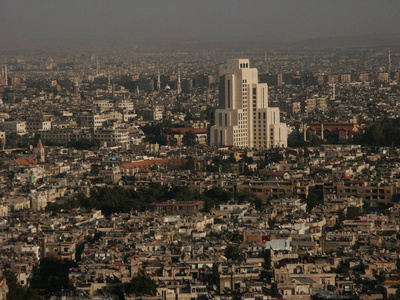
[1,32,400,52]
[273,33,400,49]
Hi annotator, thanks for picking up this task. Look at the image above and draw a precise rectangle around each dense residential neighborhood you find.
[0,41,400,300]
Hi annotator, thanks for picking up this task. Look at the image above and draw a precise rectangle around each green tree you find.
[288,131,307,147]
[4,270,39,300]
[8,132,21,149]
[346,207,363,220]
[236,189,264,209]
[225,244,241,261]
[182,131,197,146]
[5,270,26,300]
[168,134,177,146]
[90,164,101,174]
[203,186,233,211]
[306,192,323,212]
[180,159,195,171]
[30,258,76,295]
[124,276,157,296]
[68,139,100,150]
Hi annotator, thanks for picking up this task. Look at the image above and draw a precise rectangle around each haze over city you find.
[1,0,400,48]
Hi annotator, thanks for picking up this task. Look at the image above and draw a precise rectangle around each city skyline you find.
[2,1,400,299]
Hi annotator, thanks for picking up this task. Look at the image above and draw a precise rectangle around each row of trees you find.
[289,117,400,148]
[46,184,266,216]
[5,264,158,299]
[4,258,75,299]
[354,117,400,147]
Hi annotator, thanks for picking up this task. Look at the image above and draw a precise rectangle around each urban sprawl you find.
[0,47,399,300]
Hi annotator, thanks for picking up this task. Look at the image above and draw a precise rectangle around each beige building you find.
[39,239,76,260]
[80,114,105,129]
[94,129,130,146]
[210,59,287,148]
[25,120,51,133]
[0,121,26,134]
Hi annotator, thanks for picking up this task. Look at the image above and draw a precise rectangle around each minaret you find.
[320,122,324,140]
[3,65,7,86]
[177,70,181,94]
[107,68,111,88]
[388,49,392,73]
[34,139,45,163]
[157,70,161,91]
[112,82,115,100]
[73,78,80,93]
[264,52,268,72]
[96,57,99,76]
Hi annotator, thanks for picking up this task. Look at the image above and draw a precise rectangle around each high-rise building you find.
[210,59,287,148]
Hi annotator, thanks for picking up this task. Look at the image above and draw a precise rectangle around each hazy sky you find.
[1,0,400,45]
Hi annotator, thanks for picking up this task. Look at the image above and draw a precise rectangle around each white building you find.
[0,121,26,134]
[94,129,130,146]
[210,59,287,148]
[26,120,52,133]
[93,100,114,112]
[80,114,105,129]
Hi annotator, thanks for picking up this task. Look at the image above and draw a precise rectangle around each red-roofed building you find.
[162,127,207,146]
[307,122,361,141]
[15,157,36,165]
[119,159,171,176]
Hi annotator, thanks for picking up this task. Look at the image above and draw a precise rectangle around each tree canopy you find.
[182,130,197,146]
[124,276,157,296]
[354,117,400,147]
[225,244,241,261]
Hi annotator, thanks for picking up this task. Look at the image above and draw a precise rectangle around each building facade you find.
[210,59,287,148]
